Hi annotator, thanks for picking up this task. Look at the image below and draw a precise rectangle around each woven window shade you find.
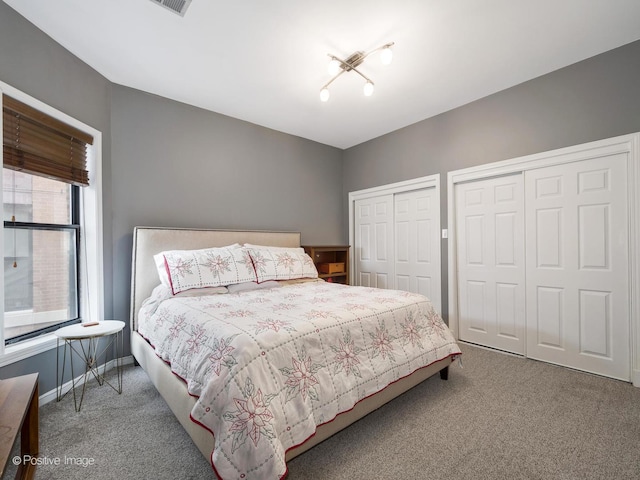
[2,94,93,186]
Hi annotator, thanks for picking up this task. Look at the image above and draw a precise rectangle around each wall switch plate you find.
[442,229,448,239]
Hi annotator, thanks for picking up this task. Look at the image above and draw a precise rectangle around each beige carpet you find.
[22,343,640,479]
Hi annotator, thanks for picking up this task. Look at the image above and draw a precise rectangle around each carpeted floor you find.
[22,343,640,479]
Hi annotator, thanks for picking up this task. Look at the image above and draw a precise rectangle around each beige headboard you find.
[129,226,301,330]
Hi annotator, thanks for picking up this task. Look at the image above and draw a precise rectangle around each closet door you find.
[354,195,394,288]
[455,174,526,354]
[394,188,441,313]
[525,155,629,380]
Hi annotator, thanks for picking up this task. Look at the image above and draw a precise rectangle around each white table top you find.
[55,320,125,340]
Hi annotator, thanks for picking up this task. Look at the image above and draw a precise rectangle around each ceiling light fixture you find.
[320,42,394,102]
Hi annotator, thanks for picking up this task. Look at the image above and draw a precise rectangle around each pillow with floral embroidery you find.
[246,247,318,283]
[154,243,241,289]
[161,244,256,294]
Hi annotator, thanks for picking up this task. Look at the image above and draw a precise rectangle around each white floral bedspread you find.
[138,280,461,479]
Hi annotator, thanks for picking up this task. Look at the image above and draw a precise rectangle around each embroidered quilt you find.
[138,280,461,479]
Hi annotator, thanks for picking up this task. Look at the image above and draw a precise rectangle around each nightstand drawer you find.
[318,262,345,274]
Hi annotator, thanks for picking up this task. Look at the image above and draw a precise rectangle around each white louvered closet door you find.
[455,174,526,355]
[525,155,629,380]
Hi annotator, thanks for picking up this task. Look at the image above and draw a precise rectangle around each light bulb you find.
[328,58,341,76]
[363,81,374,97]
[380,46,393,65]
[320,87,330,102]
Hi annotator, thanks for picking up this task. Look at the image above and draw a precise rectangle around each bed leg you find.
[439,366,449,380]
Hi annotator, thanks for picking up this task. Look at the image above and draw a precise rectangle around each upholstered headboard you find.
[129,227,301,330]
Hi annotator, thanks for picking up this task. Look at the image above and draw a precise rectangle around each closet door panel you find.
[354,195,394,289]
[455,174,526,354]
[525,154,629,380]
[496,282,519,339]
[394,188,441,312]
[535,286,565,349]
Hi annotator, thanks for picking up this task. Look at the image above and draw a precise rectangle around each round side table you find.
[55,320,125,412]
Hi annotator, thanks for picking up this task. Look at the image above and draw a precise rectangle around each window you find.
[2,92,95,346]
[4,171,80,342]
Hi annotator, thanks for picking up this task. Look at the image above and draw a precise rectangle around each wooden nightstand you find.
[303,245,350,285]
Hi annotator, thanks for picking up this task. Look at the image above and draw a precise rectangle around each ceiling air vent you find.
[150,0,192,17]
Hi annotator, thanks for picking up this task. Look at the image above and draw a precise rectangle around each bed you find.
[130,226,461,479]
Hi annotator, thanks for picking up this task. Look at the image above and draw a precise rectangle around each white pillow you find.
[243,243,304,253]
[159,244,256,294]
[154,243,241,289]
[154,252,173,288]
[246,247,318,283]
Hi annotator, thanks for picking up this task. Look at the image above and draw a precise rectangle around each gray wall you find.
[110,85,344,339]
[0,3,343,394]
[342,39,640,321]
[0,2,113,392]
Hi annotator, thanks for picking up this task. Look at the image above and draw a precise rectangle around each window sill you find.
[0,333,58,368]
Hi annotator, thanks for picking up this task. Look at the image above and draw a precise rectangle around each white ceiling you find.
[4,0,640,149]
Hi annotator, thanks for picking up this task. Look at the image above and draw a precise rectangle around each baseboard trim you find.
[39,355,135,406]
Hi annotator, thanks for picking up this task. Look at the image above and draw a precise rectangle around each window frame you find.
[0,82,103,366]
[3,218,81,344]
